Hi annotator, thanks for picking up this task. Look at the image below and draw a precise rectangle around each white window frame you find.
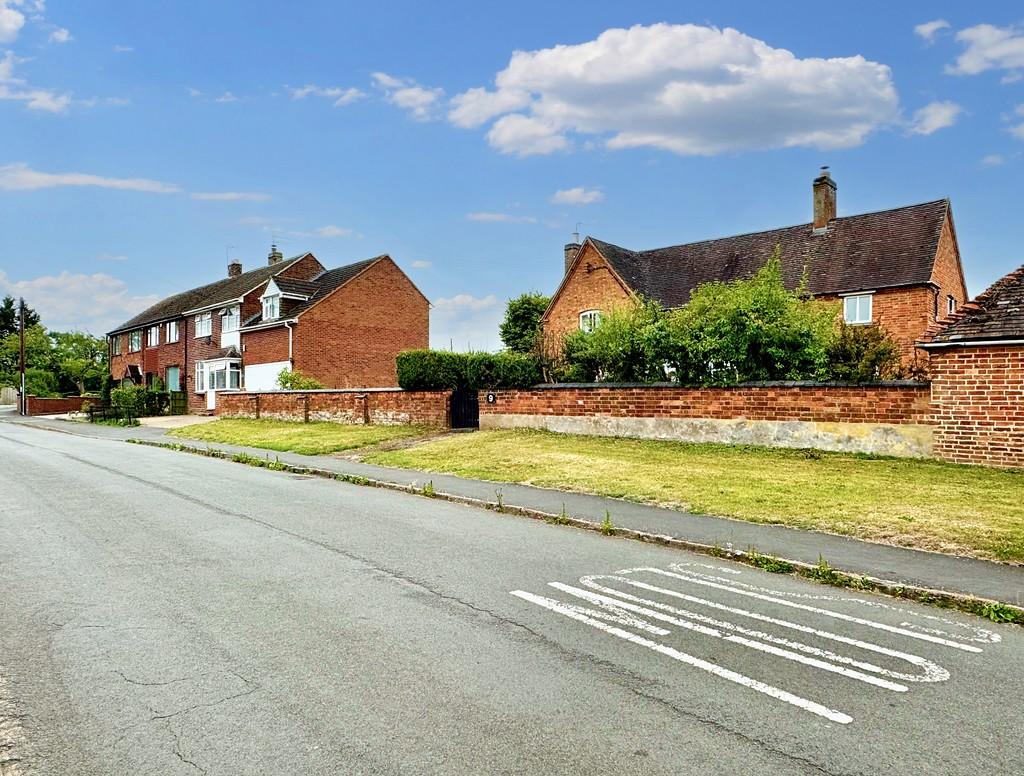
[221,305,240,333]
[843,294,873,325]
[579,309,602,333]
[111,336,121,356]
[166,320,180,343]
[947,296,957,316]
[196,358,242,393]
[262,294,280,321]
[195,312,212,338]
[128,330,142,352]
[195,360,205,392]
[147,325,160,347]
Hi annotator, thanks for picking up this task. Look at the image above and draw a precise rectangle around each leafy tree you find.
[826,323,903,383]
[557,298,672,383]
[499,292,550,353]
[0,325,54,388]
[0,296,40,339]
[50,331,108,394]
[667,250,837,385]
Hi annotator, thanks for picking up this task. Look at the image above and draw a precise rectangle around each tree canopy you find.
[499,292,550,353]
[0,295,40,339]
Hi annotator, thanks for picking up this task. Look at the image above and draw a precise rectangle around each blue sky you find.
[2,1,1024,350]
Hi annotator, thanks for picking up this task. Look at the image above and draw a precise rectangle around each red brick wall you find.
[241,326,290,365]
[109,324,186,389]
[25,396,98,415]
[931,214,969,318]
[185,309,228,412]
[292,258,429,387]
[217,389,450,426]
[542,243,633,347]
[480,383,932,425]
[929,345,1024,469]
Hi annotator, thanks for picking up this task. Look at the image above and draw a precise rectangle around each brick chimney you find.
[564,242,581,274]
[228,259,243,278]
[267,243,284,265]
[812,167,837,230]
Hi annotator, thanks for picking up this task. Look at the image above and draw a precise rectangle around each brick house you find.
[107,248,428,412]
[543,171,968,365]
[921,265,1024,469]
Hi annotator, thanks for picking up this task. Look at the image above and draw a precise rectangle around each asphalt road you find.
[0,420,1020,775]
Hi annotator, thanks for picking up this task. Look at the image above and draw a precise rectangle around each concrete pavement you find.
[0,420,1021,775]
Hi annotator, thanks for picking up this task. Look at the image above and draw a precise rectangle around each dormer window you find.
[262,294,280,321]
[221,305,240,332]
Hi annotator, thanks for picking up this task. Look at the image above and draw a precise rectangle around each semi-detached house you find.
[543,170,969,366]
[107,247,428,412]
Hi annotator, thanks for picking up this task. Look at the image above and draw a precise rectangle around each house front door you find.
[206,389,217,411]
[166,366,180,392]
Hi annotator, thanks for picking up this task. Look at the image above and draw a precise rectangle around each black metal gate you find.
[450,388,479,429]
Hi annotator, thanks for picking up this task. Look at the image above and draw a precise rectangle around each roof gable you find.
[587,200,950,308]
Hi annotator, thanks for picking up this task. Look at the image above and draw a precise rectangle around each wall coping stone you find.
[220,387,447,395]
[514,381,930,391]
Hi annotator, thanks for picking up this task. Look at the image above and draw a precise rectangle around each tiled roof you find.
[587,200,950,308]
[275,277,319,297]
[241,257,382,327]
[108,255,308,335]
[924,265,1024,345]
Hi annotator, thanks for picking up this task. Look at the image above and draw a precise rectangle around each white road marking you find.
[637,567,982,653]
[582,575,949,683]
[510,590,853,725]
[549,582,908,691]
[668,563,1001,645]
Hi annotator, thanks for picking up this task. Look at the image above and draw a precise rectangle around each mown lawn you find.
[366,429,1024,563]
[168,418,432,456]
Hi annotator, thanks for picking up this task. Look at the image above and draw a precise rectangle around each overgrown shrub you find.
[24,367,59,397]
[499,292,550,353]
[825,323,903,382]
[277,369,324,390]
[111,385,147,418]
[396,349,542,391]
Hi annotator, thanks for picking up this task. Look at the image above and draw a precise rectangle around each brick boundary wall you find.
[928,345,1024,469]
[24,396,99,416]
[217,388,451,427]
[479,382,934,458]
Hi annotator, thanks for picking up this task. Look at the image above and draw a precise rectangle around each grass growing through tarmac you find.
[366,429,1024,563]
[167,418,431,456]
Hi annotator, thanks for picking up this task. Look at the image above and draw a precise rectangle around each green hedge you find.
[111,385,147,417]
[396,350,542,391]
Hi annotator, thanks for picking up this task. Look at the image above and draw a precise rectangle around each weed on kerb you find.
[600,510,615,535]
[494,490,504,513]
[746,550,795,574]
[422,480,436,497]
[547,503,572,526]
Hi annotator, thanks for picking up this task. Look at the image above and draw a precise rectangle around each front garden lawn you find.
[365,429,1024,563]
[168,418,432,456]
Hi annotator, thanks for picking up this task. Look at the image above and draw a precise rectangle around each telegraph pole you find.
[18,297,26,415]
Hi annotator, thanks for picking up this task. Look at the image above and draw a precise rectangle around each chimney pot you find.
[564,242,581,274]
[228,259,243,278]
[268,243,284,266]
[812,167,837,230]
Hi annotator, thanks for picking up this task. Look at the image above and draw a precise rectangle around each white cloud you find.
[190,191,271,202]
[0,2,25,44]
[113,44,133,53]
[0,50,71,113]
[48,26,70,44]
[289,84,365,106]
[214,91,238,103]
[77,95,131,108]
[0,162,180,193]
[186,87,202,97]
[97,253,128,262]
[980,154,1006,167]
[914,20,950,43]
[466,211,537,224]
[372,71,444,121]
[429,293,502,352]
[907,100,962,135]
[411,260,432,269]
[0,269,160,335]
[550,186,603,205]
[449,23,899,157]
[313,225,351,238]
[947,24,1024,78]
[237,215,273,225]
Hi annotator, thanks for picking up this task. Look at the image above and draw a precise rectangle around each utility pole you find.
[18,297,26,415]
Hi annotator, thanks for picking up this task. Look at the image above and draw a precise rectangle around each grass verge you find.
[365,429,1024,564]
[125,437,1024,626]
[167,417,432,455]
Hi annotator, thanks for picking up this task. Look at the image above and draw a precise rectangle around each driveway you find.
[0,421,1020,775]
